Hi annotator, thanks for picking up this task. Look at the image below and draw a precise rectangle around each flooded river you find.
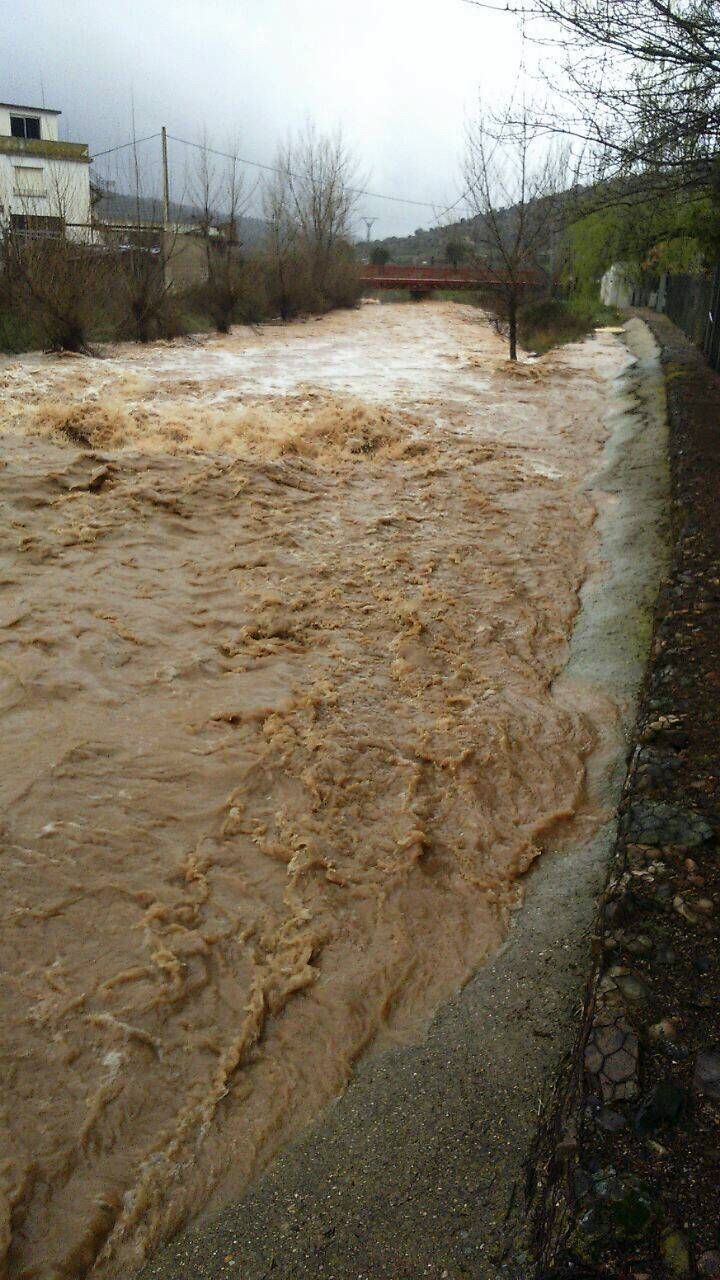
[0,303,628,1278]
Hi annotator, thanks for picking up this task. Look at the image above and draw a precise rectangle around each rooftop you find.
[0,102,61,115]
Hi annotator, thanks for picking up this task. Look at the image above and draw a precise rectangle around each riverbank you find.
[134,317,669,1280]
[532,313,720,1280]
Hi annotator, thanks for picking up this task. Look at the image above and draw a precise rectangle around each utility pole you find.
[161,126,170,230]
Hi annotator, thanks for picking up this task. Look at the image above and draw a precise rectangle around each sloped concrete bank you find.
[136,320,668,1280]
[532,314,720,1280]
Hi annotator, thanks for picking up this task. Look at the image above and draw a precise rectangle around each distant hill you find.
[364,215,482,266]
[364,187,585,268]
[91,187,268,247]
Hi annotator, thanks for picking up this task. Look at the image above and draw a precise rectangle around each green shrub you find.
[518,296,621,354]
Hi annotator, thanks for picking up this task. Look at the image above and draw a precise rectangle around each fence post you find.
[703,263,720,372]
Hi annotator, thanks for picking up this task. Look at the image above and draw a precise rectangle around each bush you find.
[0,305,41,353]
[4,237,112,352]
[0,235,361,353]
[518,296,621,354]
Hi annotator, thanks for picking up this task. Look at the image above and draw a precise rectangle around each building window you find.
[10,115,42,140]
[13,166,45,196]
[9,213,63,238]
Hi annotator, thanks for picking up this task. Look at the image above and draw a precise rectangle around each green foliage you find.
[370,244,390,267]
[0,307,42,353]
[518,296,621,355]
[445,239,467,267]
[568,188,720,299]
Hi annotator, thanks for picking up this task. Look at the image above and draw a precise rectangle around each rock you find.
[616,973,651,1003]
[661,1229,692,1276]
[625,801,713,849]
[674,895,699,923]
[634,1080,687,1133]
[568,1177,654,1265]
[694,950,712,974]
[699,1251,720,1278]
[694,1050,720,1101]
[596,1107,627,1133]
[585,1013,640,1102]
[648,1018,681,1044]
[625,934,654,957]
[694,898,716,916]
[606,1178,655,1234]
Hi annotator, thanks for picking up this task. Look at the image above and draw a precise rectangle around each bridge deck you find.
[359,264,540,290]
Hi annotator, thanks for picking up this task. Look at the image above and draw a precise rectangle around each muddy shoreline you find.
[135,318,669,1280]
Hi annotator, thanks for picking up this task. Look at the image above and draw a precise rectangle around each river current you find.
[0,302,627,1277]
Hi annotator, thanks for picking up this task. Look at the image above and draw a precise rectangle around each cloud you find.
[6,0,537,237]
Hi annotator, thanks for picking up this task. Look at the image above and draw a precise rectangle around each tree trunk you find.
[508,291,518,362]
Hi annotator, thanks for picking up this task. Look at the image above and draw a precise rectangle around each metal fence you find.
[634,264,720,372]
[703,263,720,372]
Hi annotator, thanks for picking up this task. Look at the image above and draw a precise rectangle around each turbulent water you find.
[0,303,627,1278]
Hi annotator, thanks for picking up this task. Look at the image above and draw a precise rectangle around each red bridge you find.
[359,263,541,294]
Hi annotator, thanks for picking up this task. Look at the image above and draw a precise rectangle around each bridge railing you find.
[358,263,542,287]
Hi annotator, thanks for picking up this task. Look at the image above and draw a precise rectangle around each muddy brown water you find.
[1,303,628,1278]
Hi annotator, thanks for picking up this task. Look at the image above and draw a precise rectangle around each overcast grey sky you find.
[6,0,542,237]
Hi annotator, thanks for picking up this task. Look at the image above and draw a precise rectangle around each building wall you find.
[600,263,635,309]
[0,108,91,238]
[166,231,211,290]
[0,106,60,141]
[0,152,92,235]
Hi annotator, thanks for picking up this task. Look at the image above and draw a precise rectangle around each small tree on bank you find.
[370,244,390,267]
[95,138,182,343]
[193,135,255,333]
[263,124,361,316]
[1,171,104,352]
[464,103,568,359]
[446,238,467,267]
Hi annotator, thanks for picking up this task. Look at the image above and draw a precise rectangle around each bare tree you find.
[98,138,180,345]
[192,135,255,332]
[464,102,568,359]
[1,168,105,351]
[468,1,720,204]
[264,123,360,310]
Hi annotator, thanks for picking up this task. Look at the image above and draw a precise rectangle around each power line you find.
[91,130,472,229]
[459,0,523,10]
[166,133,458,212]
[92,133,160,159]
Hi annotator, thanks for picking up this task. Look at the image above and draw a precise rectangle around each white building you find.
[0,102,91,237]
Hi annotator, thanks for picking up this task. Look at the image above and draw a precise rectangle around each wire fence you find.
[633,265,720,373]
